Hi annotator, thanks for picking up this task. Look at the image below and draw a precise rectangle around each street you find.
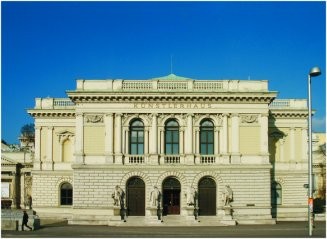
[1,221,326,238]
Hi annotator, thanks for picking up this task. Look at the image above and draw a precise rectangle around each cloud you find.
[313,117,326,133]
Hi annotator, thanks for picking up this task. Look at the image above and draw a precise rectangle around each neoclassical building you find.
[26,74,317,225]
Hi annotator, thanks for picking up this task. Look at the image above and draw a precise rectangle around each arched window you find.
[60,183,73,206]
[200,120,214,155]
[271,182,282,205]
[129,119,144,155]
[165,120,179,155]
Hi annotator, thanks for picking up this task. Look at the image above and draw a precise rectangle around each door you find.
[198,177,216,215]
[162,177,181,215]
[127,177,145,216]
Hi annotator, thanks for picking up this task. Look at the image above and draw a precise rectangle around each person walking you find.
[22,210,32,231]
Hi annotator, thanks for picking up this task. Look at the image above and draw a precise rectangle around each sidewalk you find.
[1,221,326,238]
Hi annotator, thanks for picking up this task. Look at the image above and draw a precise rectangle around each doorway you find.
[198,177,216,215]
[127,177,145,216]
[162,177,181,215]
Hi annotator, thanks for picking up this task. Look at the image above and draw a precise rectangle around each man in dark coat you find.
[22,210,32,231]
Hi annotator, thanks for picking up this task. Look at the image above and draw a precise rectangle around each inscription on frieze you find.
[133,103,212,109]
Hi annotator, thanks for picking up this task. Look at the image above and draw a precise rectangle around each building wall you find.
[26,78,314,224]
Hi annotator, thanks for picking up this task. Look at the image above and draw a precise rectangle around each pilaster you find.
[43,126,54,170]
[231,113,240,164]
[301,127,308,162]
[75,113,85,164]
[105,113,114,163]
[34,126,42,170]
[185,113,194,164]
[114,113,123,164]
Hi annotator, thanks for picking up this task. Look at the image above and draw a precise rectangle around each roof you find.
[150,74,192,81]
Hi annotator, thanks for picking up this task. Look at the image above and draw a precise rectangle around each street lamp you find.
[308,66,321,236]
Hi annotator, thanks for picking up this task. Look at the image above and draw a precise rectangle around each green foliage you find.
[20,123,35,137]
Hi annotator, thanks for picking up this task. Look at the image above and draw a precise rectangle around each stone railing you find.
[125,155,145,164]
[164,155,180,164]
[200,156,216,164]
[76,78,269,92]
[269,99,307,109]
[35,98,75,109]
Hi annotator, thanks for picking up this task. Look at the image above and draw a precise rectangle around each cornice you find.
[269,110,308,119]
[27,109,75,118]
[67,92,276,104]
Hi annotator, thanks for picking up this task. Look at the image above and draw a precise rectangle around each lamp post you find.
[308,66,321,236]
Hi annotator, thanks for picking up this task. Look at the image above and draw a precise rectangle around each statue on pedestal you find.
[185,186,197,206]
[112,185,125,208]
[149,186,160,207]
[222,185,233,206]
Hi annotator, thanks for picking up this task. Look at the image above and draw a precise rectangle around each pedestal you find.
[148,155,159,165]
[185,155,194,165]
[221,206,236,225]
[231,154,241,164]
[146,207,162,223]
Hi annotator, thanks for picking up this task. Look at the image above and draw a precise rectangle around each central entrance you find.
[162,177,181,215]
[127,177,145,216]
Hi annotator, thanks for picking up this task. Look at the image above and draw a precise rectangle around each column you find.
[301,128,308,162]
[20,173,25,208]
[144,129,149,155]
[179,129,184,155]
[185,114,194,164]
[34,126,42,170]
[44,127,54,170]
[104,113,114,163]
[260,114,269,155]
[125,129,129,154]
[195,129,200,164]
[150,114,158,154]
[231,113,240,164]
[75,113,84,164]
[222,114,228,154]
[114,113,123,164]
[149,114,159,164]
[290,127,295,162]
[160,128,165,165]
[214,128,219,155]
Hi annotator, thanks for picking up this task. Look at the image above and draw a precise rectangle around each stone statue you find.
[186,186,196,206]
[222,185,233,206]
[112,185,125,208]
[149,186,160,207]
[25,194,32,209]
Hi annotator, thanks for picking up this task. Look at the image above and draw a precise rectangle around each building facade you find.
[26,74,317,225]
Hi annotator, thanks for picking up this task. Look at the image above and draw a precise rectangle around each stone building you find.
[26,74,319,225]
[1,141,34,210]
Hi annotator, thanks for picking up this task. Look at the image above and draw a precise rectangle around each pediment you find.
[57,130,75,136]
[1,156,17,165]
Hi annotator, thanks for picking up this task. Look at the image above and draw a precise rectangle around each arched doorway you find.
[162,177,181,215]
[198,177,216,215]
[127,177,145,216]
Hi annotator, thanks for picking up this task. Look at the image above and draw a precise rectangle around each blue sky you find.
[2,1,326,144]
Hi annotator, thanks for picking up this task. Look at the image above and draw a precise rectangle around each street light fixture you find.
[308,66,321,236]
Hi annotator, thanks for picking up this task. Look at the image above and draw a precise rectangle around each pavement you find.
[1,221,326,238]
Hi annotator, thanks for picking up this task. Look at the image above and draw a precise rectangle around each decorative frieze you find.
[85,114,104,123]
[240,114,258,124]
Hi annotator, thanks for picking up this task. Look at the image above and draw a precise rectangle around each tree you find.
[20,123,35,138]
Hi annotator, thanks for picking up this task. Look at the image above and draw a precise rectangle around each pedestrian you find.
[22,210,32,231]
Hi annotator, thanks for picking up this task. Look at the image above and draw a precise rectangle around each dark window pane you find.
[207,144,214,154]
[200,144,206,154]
[131,144,137,154]
[201,132,207,142]
[172,131,179,143]
[173,144,179,154]
[138,144,144,155]
[166,144,172,154]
